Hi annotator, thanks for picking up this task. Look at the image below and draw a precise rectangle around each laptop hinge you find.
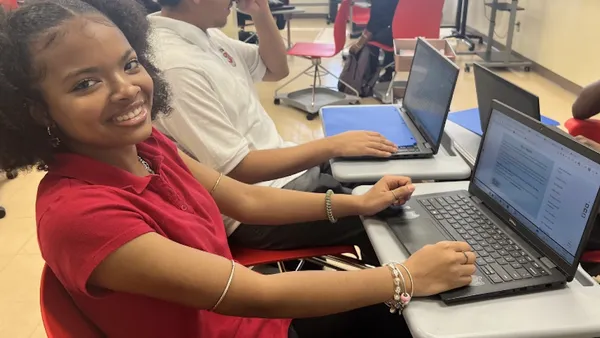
[540,257,556,269]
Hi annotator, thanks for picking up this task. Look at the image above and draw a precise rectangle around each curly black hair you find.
[0,0,171,173]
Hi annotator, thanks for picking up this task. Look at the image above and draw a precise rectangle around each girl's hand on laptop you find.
[357,176,415,215]
[404,241,476,296]
[328,131,398,158]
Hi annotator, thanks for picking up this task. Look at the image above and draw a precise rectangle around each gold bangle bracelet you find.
[210,173,224,195]
[210,259,236,311]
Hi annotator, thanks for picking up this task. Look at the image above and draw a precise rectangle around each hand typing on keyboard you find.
[403,241,477,296]
[420,195,550,283]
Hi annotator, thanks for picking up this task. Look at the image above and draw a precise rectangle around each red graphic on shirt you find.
[218,47,236,67]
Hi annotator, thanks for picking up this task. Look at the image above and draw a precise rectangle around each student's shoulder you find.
[36,178,134,226]
[150,30,207,69]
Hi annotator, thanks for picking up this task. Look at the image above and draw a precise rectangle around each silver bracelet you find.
[210,259,236,311]
[398,263,414,301]
[325,189,337,223]
[384,262,404,314]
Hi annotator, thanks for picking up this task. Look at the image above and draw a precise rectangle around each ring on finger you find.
[391,190,399,201]
[462,251,469,264]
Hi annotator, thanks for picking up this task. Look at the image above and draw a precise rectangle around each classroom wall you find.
[466,0,600,87]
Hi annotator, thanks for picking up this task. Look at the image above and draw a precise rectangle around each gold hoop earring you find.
[47,126,61,148]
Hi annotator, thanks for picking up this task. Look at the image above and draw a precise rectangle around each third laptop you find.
[387,100,600,303]
[474,63,541,134]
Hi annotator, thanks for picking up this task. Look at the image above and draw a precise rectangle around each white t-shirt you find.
[148,14,304,235]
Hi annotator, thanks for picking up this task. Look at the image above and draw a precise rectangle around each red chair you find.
[274,0,360,120]
[0,0,18,10]
[40,266,103,337]
[350,5,370,28]
[231,245,364,272]
[565,118,600,144]
[368,0,444,53]
[367,0,445,102]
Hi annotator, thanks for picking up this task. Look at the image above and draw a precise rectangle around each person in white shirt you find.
[149,0,399,265]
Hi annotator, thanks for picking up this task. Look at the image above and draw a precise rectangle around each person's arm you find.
[178,149,413,225]
[229,131,396,184]
[90,233,474,318]
[159,69,397,184]
[573,80,600,120]
[43,183,473,320]
[237,0,288,81]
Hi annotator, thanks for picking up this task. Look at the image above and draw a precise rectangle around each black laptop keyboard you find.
[419,194,550,284]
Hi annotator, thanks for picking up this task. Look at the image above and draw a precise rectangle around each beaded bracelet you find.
[325,189,337,223]
[384,262,412,314]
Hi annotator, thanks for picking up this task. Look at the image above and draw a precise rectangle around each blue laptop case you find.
[321,106,417,147]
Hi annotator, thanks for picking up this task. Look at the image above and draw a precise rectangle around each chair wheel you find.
[0,207,5,219]
[274,98,280,105]
[464,65,471,73]
[306,114,317,121]
[524,66,531,72]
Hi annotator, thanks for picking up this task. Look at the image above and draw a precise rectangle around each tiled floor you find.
[0,19,582,337]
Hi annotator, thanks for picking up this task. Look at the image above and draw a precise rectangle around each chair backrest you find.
[40,265,103,338]
[392,0,445,39]
[0,0,18,10]
[333,0,351,55]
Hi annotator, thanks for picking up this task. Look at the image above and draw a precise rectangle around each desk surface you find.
[330,130,472,183]
[354,182,600,338]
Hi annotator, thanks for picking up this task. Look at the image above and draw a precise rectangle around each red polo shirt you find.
[36,128,291,338]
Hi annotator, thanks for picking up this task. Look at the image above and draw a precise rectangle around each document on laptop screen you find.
[473,110,600,264]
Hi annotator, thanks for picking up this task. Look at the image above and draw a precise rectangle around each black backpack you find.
[338,47,380,97]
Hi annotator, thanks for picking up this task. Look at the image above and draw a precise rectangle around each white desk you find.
[354,182,600,338]
[330,131,472,183]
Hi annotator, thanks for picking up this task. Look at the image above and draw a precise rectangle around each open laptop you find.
[387,100,600,303]
[321,37,460,159]
[474,63,541,134]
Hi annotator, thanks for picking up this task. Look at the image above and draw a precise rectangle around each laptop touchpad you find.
[389,217,448,254]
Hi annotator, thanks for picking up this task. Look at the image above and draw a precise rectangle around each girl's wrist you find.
[329,193,364,220]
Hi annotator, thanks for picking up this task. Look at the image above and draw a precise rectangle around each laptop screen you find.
[403,39,459,150]
[474,64,540,132]
[473,109,600,264]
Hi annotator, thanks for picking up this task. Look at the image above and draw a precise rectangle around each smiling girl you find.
[0,0,475,337]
